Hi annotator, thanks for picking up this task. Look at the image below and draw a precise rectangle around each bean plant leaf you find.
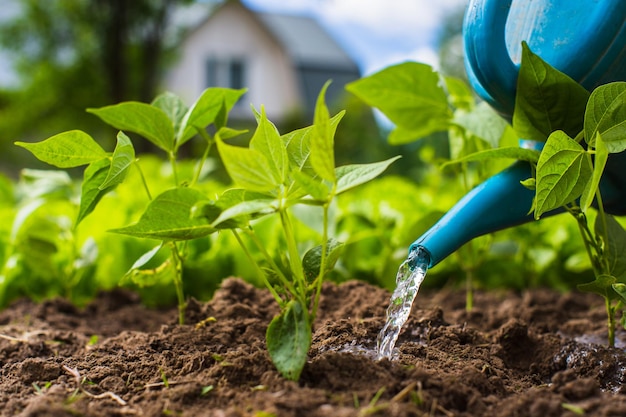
[110,188,215,240]
[210,198,277,228]
[77,158,115,226]
[595,214,626,279]
[302,239,344,282]
[534,131,592,218]
[444,75,474,110]
[335,156,401,195]
[266,299,312,381]
[151,92,188,135]
[579,132,608,212]
[15,130,107,168]
[216,135,278,194]
[87,102,175,153]
[249,107,287,185]
[290,170,329,201]
[578,274,617,300]
[192,189,272,229]
[584,82,626,152]
[346,62,452,144]
[513,42,590,142]
[443,147,540,168]
[99,132,135,190]
[177,87,247,147]
[453,102,508,148]
[310,81,337,182]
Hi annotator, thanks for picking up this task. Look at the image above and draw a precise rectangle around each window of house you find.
[205,57,246,90]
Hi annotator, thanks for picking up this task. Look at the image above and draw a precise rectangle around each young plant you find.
[192,82,399,379]
[346,62,514,310]
[15,87,246,324]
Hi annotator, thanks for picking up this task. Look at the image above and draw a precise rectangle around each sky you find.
[243,0,469,75]
[0,0,470,87]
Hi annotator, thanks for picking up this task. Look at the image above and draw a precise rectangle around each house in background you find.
[164,0,361,123]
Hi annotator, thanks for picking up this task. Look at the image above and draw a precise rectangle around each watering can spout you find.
[411,0,626,268]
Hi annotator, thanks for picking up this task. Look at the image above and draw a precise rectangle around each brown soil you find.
[1,278,626,416]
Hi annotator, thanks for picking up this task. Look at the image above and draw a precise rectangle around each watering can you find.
[411,0,626,268]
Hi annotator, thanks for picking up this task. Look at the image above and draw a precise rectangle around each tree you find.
[0,0,199,162]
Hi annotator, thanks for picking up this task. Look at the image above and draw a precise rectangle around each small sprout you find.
[561,403,585,415]
[160,368,169,388]
[87,335,99,346]
[200,385,214,396]
[195,316,216,330]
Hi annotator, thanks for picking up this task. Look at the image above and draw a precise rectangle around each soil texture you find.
[1,277,626,416]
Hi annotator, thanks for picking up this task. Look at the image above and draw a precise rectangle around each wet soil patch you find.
[1,278,626,416]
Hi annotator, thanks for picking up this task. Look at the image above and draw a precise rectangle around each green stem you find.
[279,208,305,293]
[243,227,298,298]
[311,203,330,323]
[191,129,214,187]
[169,151,179,187]
[607,298,616,347]
[169,242,186,325]
[134,160,153,200]
[231,229,284,306]
[465,267,474,312]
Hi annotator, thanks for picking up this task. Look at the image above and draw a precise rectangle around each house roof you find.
[256,12,360,72]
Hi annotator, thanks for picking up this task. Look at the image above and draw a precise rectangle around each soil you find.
[2,278,626,417]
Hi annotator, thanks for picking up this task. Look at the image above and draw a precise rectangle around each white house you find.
[164,0,361,123]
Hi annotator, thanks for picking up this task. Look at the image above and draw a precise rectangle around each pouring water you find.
[376,246,430,359]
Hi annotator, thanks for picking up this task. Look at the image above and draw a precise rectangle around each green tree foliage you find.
[0,0,198,171]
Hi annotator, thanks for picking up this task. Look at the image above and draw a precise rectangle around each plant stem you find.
[231,229,284,306]
[279,208,305,293]
[311,203,330,323]
[134,160,152,200]
[169,242,186,325]
[607,298,616,347]
[191,129,214,187]
[169,151,179,187]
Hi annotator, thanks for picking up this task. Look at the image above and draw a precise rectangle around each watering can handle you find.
[463,0,517,117]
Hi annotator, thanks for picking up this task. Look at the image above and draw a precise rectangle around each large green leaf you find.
[335,156,401,195]
[110,188,215,240]
[584,82,626,152]
[249,107,287,185]
[302,239,344,282]
[216,135,278,193]
[513,42,590,142]
[177,87,247,146]
[453,102,509,148]
[442,147,540,168]
[266,299,312,381]
[99,131,135,190]
[346,62,452,144]
[192,188,274,229]
[88,102,175,152]
[578,274,617,300]
[310,81,337,182]
[77,158,115,226]
[15,130,107,168]
[534,131,592,218]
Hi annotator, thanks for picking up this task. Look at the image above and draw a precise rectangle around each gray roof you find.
[257,12,360,72]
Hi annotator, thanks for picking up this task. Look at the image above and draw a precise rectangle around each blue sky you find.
[243,0,469,75]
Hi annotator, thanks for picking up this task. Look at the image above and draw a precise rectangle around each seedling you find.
[15,82,398,380]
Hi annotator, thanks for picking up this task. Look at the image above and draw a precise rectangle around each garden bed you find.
[2,277,626,416]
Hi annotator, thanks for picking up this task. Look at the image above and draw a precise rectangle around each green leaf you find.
[99,131,135,190]
[250,107,288,185]
[513,42,590,141]
[211,198,277,228]
[595,214,626,279]
[534,131,592,218]
[302,239,344,282]
[442,147,540,168]
[110,188,216,240]
[453,102,509,148]
[612,283,626,304]
[88,102,175,152]
[335,156,401,195]
[444,75,474,110]
[15,130,107,168]
[310,81,337,182]
[177,87,247,146]
[216,135,278,193]
[192,188,274,229]
[291,170,329,201]
[584,82,626,152]
[151,92,188,135]
[578,274,616,300]
[579,132,608,212]
[266,299,312,381]
[346,62,451,143]
[77,158,115,226]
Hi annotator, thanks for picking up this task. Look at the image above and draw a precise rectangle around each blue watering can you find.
[411,0,626,268]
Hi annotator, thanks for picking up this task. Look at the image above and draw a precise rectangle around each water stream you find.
[376,246,430,360]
